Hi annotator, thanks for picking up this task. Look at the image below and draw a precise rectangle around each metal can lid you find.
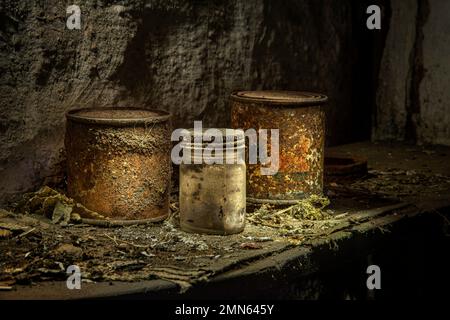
[183,128,245,143]
[66,107,171,126]
[230,90,328,106]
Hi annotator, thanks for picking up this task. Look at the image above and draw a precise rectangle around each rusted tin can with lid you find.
[179,129,246,234]
[230,91,328,204]
[65,107,171,220]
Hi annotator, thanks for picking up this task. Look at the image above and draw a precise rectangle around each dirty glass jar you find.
[179,128,246,235]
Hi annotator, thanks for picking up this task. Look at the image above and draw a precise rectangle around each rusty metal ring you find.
[66,107,171,127]
[230,90,328,106]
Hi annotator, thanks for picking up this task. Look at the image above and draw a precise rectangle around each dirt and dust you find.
[0,179,409,291]
[3,141,450,291]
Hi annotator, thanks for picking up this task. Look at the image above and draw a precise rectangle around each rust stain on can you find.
[230,91,328,203]
[65,107,172,220]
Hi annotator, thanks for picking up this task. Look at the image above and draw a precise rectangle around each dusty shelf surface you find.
[1,141,450,299]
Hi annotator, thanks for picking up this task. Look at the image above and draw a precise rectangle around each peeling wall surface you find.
[374,0,450,146]
[373,0,417,141]
[419,0,450,146]
[0,0,353,203]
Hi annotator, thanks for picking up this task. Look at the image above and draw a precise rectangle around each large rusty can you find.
[230,91,328,204]
[179,128,246,234]
[65,107,171,220]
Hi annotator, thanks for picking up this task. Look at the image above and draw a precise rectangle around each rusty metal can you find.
[65,107,171,220]
[179,129,246,234]
[230,91,328,204]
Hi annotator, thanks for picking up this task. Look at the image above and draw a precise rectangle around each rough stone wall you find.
[373,0,418,141]
[0,0,353,204]
[419,0,450,146]
[374,0,450,146]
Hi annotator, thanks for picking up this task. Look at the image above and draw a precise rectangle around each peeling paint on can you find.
[65,107,171,220]
[230,91,328,204]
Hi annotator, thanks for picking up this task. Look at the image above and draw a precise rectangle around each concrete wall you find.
[419,0,450,145]
[373,0,417,141]
[374,0,450,146]
[0,0,354,204]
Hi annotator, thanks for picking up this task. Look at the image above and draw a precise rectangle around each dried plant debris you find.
[0,172,425,290]
[0,229,13,239]
[248,195,331,223]
[14,186,168,227]
[16,186,106,223]
[0,212,219,288]
[0,191,287,289]
[247,195,341,243]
